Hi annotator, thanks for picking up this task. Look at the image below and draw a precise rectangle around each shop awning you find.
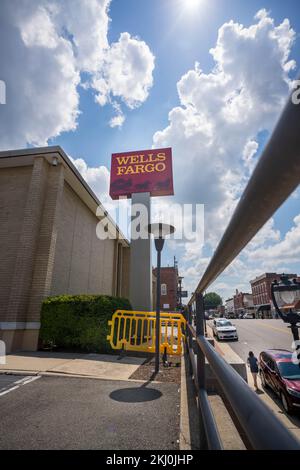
[256,304,271,311]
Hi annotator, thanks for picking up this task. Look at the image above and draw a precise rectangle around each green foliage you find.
[39,294,131,353]
[204,292,223,309]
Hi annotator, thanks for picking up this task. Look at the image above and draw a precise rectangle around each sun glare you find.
[185,0,202,9]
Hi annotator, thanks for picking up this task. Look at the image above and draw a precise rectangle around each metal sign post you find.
[129,192,152,311]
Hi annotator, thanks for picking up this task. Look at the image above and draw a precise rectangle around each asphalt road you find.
[0,375,180,450]
[213,319,294,363]
[208,319,300,439]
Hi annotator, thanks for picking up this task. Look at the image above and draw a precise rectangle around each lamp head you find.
[272,274,300,308]
[147,222,175,239]
[52,155,59,166]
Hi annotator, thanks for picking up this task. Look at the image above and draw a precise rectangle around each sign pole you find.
[129,192,152,311]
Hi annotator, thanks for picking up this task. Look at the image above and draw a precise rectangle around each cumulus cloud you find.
[0,0,155,150]
[212,214,300,299]
[247,214,300,262]
[92,32,155,109]
[0,0,80,148]
[242,140,259,172]
[70,156,110,202]
[153,9,297,299]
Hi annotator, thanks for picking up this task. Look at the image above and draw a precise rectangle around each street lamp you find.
[178,276,184,311]
[148,222,175,374]
[271,274,300,366]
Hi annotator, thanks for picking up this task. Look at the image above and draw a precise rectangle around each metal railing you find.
[107,310,186,356]
[186,86,300,450]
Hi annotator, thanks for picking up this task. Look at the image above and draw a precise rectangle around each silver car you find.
[212,319,238,341]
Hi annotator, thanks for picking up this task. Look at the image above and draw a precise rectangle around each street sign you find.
[109,147,174,200]
[179,290,188,298]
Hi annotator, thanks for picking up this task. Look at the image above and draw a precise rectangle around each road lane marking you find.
[0,385,20,397]
[0,375,40,397]
[255,322,290,335]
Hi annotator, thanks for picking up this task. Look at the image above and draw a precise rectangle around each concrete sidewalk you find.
[0,351,145,381]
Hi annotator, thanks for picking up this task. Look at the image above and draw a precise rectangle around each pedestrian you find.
[247,351,259,391]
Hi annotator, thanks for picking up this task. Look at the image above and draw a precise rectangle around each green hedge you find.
[39,294,131,353]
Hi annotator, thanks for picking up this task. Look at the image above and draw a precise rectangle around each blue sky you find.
[50,0,300,165]
[1,0,300,301]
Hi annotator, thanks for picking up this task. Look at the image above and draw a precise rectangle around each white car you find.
[212,319,238,341]
[243,312,255,319]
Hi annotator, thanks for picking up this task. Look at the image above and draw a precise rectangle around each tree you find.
[204,292,222,309]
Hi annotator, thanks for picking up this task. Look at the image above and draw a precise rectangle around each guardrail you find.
[107,310,186,356]
[186,86,300,449]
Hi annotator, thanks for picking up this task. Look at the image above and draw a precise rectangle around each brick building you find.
[225,298,234,316]
[233,290,254,317]
[250,273,297,318]
[153,266,179,311]
[0,147,130,352]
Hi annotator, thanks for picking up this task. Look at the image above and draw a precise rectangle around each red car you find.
[259,349,300,414]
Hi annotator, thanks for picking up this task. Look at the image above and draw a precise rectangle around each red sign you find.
[109,147,174,200]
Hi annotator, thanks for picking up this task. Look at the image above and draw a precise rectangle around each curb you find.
[179,349,200,450]
[0,368,163,384]
[179,350,191,450]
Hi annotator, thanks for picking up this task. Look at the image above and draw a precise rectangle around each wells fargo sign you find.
[109,147,174,199]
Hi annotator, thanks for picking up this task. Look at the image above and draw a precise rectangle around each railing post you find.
[196,292,208,449]
[188,305,193,351]
[196,293,205,389]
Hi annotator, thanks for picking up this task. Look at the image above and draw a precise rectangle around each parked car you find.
[227,312,236,319]
[243,312,255,319]
[212,319,238,341]
[259,349,300,414]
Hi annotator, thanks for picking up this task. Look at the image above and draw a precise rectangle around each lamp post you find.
[271,274,300,366]
[178,276,183,311]
[148,222,175,374]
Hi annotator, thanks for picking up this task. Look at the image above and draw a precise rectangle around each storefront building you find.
[0,146,130,352]
[250,273,297,318]
[153,266,179,311]
[233,290,254,317]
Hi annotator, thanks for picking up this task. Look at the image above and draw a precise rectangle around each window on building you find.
[161,284,167,296]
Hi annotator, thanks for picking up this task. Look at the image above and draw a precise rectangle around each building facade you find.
[250,273,297,318]
[233,290,254,317]
[225,298,234,316]
[0,147,130,352]
[153,266,179,311]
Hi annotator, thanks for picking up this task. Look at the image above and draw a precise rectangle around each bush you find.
[39,294,131,353]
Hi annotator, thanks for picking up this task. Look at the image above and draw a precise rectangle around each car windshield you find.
[216,320,232,327]
[278,361,300,380]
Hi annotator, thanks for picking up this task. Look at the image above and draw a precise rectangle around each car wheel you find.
[281,392,293,414]
[260,371,267,389]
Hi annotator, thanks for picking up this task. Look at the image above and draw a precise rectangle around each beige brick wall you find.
[5,157,49,322]
[27,164,64,321]
[51,182,116,296]
[121,246,130,299]
[0,153,130,351]
[0,166,32,317]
